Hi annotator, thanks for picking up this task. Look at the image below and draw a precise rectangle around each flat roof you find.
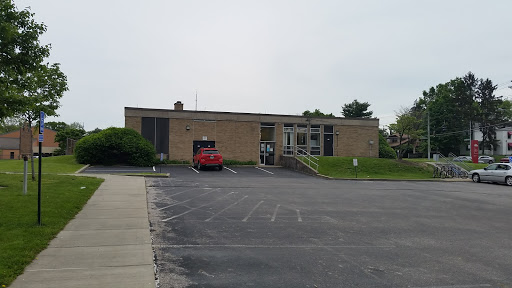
[125,107,379,127]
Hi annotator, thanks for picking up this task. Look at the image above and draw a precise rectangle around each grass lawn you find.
[0,156,104,286]
[314,157,434,179]
[0,155,85,174]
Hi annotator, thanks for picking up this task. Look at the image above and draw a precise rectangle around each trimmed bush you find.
[74,127,156,166]
[222,160,258,166]
[379,134,397,159]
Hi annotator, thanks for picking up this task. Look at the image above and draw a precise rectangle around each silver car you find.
[478,155,495,164]
[469,163,512,186]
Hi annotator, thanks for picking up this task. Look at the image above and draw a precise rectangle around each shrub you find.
[74,127,156,166]
[222,159,258,165]
[379,134,397,159]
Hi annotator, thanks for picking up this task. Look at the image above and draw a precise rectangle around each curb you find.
[74,164,90,174]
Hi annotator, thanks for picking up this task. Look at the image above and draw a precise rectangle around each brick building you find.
[0,127,59,160]
[125,102,379,165]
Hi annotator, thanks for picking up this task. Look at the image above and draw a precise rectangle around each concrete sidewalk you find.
[10,175,155,288]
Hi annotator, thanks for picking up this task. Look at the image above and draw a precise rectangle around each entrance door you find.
[260,142,275,165]
[323,134,333,156]
[193,141,216,156]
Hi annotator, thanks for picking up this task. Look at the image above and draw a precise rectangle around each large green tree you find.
[1,1,68,179]
[341,100,373,118]
[302,109,335,117]
[389,113,421,159]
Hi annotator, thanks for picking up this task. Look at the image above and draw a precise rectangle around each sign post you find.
[471,140,479,164]
[353,158,358,178]
[38,111,44,226]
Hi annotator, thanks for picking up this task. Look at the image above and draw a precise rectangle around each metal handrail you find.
[436,153,468,178]
[295,147,319,171]
[448,152,473,172]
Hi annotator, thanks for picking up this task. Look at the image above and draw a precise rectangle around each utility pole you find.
[427,111,431,160]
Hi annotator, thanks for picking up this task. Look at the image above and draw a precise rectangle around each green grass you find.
[0,155,85,174]
[403,158,489,170]
[312,156,434,179]
[0,173,104,286]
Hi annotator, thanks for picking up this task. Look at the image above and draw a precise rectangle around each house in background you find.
[0,127,59,159]
[461,127,512,156]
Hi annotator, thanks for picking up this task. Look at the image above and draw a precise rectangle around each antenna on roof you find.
[195,90,198,111]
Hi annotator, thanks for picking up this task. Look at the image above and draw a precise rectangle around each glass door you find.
[260,142,275,165]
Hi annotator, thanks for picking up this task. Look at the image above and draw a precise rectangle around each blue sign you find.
[38,134,44,143]
[509,156,512,163]
[39,111,45,134]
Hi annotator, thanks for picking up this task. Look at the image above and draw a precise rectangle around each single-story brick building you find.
[124,102,379,165]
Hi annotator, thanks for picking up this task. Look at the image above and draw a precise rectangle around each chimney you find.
[174,101,184,111]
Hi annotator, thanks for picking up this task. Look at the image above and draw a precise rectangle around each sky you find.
[13,0,512,130]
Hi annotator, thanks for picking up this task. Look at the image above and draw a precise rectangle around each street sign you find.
[353,159,358,166]
[39,111,45,134]
[509,156,512,163]
[38,134,44,143]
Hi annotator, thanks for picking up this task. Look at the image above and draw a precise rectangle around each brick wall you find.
[125,116,141,133]
[335,125,378,157]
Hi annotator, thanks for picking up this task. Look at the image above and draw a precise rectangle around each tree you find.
[475,78,502,154]
[0,117,22,134]
[54,126,86,155]
[45,121,68,132]
[389,113,421,159]
[0,1,52,119]
[378,133,396,159]
[341,100,373,118]
[302,109,335,117]
[1,2,68,179]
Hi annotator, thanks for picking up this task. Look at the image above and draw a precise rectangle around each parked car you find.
[469,163,512,186]
[478,156,495,164]
[193,148,223,170]
[500,156,512,163]
[453,156,472,162]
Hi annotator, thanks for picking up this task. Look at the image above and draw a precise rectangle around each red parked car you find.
[193,148,223,170]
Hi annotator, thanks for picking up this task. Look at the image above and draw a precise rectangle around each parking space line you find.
[188,167,200,173]
[255,167,274,174]
[205,196,248,222]
[296,209,302,222]
[162,192,235,221]
[410,285,491,288]
[158,188,219,210]
[242,201,264,222]
[225,167,237,173]
[271,204,280,221]
[169,187,199,197]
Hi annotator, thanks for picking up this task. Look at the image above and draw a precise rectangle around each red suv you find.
[193,148,223,170]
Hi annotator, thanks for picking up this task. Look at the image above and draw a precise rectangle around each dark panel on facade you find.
[156,118,169,154]
[193,141,216,155]
[142,117,169,154]
[141,117,156,147]
[324,125,333,134]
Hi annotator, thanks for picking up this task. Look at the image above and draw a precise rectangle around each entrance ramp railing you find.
[295,147,319,171]
[448,152,473,173]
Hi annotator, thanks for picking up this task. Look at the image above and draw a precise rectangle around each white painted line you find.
[296,209,302,222]
[205,196,248,221]
[158,188,219,210]
[154,244,396,248]
[162,192,234,221]
[410,285,491,288]
[153,166,155,171]
[243,201,264,222]
[169,187,199,197]
[255,167,274,174]
[225,167,237,173]
[271,204,280,222]
[188,166,200,174]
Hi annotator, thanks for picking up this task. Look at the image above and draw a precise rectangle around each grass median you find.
[0,156,103,287]
[312,157,434,179]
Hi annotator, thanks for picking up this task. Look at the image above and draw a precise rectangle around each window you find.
[260,123,276,141]
[203,150,219,154]
[10,152,15,159]
[310,125,320,155]
[283,125,294,155]
[296,125,308,154]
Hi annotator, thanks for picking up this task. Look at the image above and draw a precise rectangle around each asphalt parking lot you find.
[144,166,512,288]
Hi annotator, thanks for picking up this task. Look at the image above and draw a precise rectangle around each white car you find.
[478,156,495,164]
[469,163,512,186]
[453,156,472,162]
